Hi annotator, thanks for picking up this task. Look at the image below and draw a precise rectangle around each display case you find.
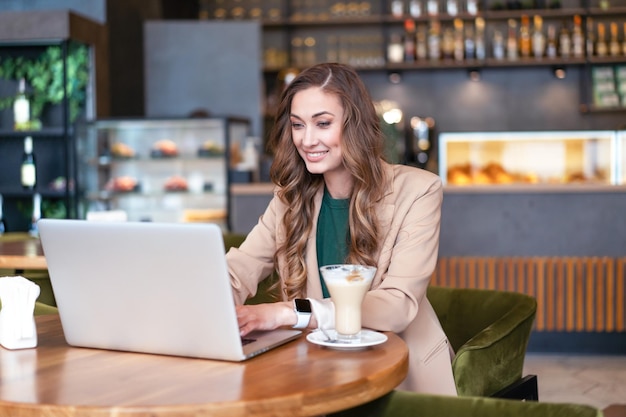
[619,130,626,185]
[79,117,251,229]
[439,130,621,186]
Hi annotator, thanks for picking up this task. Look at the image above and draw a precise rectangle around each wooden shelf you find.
[260,7,591,27]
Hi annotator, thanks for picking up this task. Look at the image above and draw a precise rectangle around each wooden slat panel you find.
[468,258,476,289]
[576,257,584,332]
[430,256,625,333]
[566,258,575,332]
[586,258,595,332]
[606,258,615,332]
[618,259,625,331]
[556,258,565,332]
[536,258,546,331]
[487,258,496,290]
[596,259,605,331]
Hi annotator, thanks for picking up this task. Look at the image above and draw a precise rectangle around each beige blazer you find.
[227,162,457,395]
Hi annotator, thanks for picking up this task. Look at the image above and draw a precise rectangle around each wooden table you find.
[0,234,47,271]
[0,315,409,417]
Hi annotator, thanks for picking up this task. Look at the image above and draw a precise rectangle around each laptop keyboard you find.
[241,337,256,346]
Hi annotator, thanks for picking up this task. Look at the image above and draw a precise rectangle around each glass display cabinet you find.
[79,117,251,228]
[618,130,626,186]
[438,130,621,186]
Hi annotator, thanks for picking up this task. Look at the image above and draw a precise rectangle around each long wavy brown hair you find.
[268,63,387,299]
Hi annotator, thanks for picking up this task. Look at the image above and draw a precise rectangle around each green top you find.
[316,187,350,298]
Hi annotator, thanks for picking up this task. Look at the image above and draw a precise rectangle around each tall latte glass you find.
[320,264,376,343]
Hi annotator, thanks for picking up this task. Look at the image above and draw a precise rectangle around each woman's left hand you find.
[236,301,295,336]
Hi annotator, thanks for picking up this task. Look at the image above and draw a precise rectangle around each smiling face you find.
[290,87,352,197]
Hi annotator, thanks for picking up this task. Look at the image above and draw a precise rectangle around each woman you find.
[227,62,456,395]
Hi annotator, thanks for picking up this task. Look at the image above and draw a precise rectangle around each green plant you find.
[0,42,90,126]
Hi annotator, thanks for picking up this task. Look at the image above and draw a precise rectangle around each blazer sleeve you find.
[361,171,443,333]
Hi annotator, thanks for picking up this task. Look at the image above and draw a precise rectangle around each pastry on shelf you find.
[163,175,188,192]
[151,139,178,158]
[105,176,139,193]
[197,140,224,157]
[447,164,472,185]
[183,208,227,222]
[110,142,135,159]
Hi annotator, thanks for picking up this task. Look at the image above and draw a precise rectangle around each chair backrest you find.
[427,286,537,352]
[223,233,280,305]
[427,286,538,396]
[334,390,604,417]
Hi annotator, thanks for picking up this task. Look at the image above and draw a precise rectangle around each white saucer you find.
[306,329,388,350]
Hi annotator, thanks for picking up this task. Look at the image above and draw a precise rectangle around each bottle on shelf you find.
[586,18,595,57]
[519,15,532,58]
[464,21,476,60]
[427,0,439,16]
[559,20,571,58]
[493,29,505,60]
[409,0,422,17]
[21,136,37,190]
[453,19,465,61]
[546,24,558,58]
[609,22,621,57]
[506,19,519,61]
[13,78,30,131]
[404,19,417,62]
[441,25,455,60]
[388,33,404,63]
[446,0,459,16]
[571,15,584,58]
[623,23,626,56]
[596,23,608,57]
[531,15,545,59]
[466,0,478,15]
[474,17,486,61]
[416,24,428,60]
[29,193,41,238]
[391,0,405,17]
[427,20,442,61]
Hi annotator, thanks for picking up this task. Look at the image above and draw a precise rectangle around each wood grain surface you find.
[0,315,408,417]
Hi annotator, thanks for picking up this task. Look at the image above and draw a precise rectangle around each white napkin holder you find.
[0,276,40,350]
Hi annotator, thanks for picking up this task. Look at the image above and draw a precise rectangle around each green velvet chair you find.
[223,233,280,305]
[427,286,538,400]
[331,391,603,417]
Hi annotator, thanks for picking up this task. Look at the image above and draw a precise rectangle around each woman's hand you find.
[236,301,295,336]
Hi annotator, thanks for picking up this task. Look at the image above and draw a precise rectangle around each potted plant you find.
[0,42,90,130]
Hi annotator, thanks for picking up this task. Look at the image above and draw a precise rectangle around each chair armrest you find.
[452,301,537,396]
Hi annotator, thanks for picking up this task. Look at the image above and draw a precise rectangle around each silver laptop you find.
[37,219,301,361]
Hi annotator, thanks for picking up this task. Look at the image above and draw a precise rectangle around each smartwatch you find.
[293,298,312,329]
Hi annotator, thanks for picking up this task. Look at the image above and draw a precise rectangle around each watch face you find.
[295,298,312,313]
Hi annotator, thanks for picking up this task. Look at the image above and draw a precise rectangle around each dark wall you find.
[143,21,263,136]
[106,0,163,117]
[360,67,626,135]
[105,0,199,117]
[439,190,626,257]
